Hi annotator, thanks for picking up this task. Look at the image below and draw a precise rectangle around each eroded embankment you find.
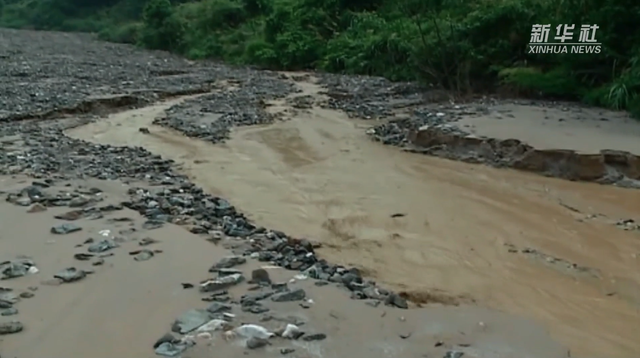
[406,126,640,188]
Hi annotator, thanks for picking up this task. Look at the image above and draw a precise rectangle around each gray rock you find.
[87,239,118,253]
[205,302,232,314]
[171,309,210,334]
[246,336,270,349]
[53,267,87,283]
[50,223,82,234]
[69,195,91,207]
[0,321,23,335]
[302,333,327,341]
[271,288,306,302]
[210,255,246,270]
[249,268,271,284]
[133,249,154,261]
[15,197,32,206]
[199,273,244,292]
[1,307,18,316]
[155,341,190,357]
[0,259,35,279]
[384,293,408,309]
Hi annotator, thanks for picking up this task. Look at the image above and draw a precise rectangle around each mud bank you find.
[407,126,640,188]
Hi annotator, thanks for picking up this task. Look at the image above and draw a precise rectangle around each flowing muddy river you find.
[67,74,640,357]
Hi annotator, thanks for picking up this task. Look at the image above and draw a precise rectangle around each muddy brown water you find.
[66,74,640,357]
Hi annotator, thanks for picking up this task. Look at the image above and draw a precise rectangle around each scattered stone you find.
[27,203,47,213]
[444,351,464,358]
[205,302,232,314]
[50,223,82,235]
[384,293,409,309]
[0,321,23,335]
[142,219,164,230]
[181,283,194,289]
[139,127,150,134]
[53,267,87,283]
[249,268,271,284]
[271,288,306,302]
[302,333,327,341]
[54,210,85,221]
[1,307,18,316]
[155,340,191,357]
[88,239,118,253]
[246,336,270,349]
[74,253,94,261]
[153,333,179,349]
[280,348,296,354]
[18,292,34,299]
[132,249,154,261]
[69,195,91,207]
[171,309,211,334]
[0,259,36,279]
[139,237,159,246]
[200,273,244,292]
[210,255,246,271]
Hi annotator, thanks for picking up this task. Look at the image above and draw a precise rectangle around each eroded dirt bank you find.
[1,28,640,358]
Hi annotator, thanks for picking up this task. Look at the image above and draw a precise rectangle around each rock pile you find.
[154,73,297,144]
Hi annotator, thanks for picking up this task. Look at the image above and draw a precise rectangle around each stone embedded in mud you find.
[55,210,85,221]
[0,259,36,280]
[210,255,246,271]
[249,268,272,284]
[88,239,118,253]
[27,203,47,213]
[171,309,211,334]
[132,249,155,261]
[271,288,306,302]
[199,273,244,292]
[1,307,18,316]
[50,223,82,235]
[384,293,409,309]
[0,321,23,335]
[68,195,91,207]
[246,336,271,349]
[302,333,327,341]
[205,302,232,314]
[54,267,87,283]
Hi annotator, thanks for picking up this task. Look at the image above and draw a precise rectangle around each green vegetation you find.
[2,0,640,116]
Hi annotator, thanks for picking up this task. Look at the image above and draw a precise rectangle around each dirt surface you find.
[1,28,640,358]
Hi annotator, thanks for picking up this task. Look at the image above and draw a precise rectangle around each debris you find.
[171,309,211,334]
[0,321,23,335]
[50,223,82,234]
[53,267,87,283]
[271,288,306,302]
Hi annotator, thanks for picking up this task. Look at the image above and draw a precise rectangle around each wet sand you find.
[453,102,640,153]
[0,176,568,358]
[64,74,640,357]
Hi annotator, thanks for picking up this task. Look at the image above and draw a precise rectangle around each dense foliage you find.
[2,0,640,115]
